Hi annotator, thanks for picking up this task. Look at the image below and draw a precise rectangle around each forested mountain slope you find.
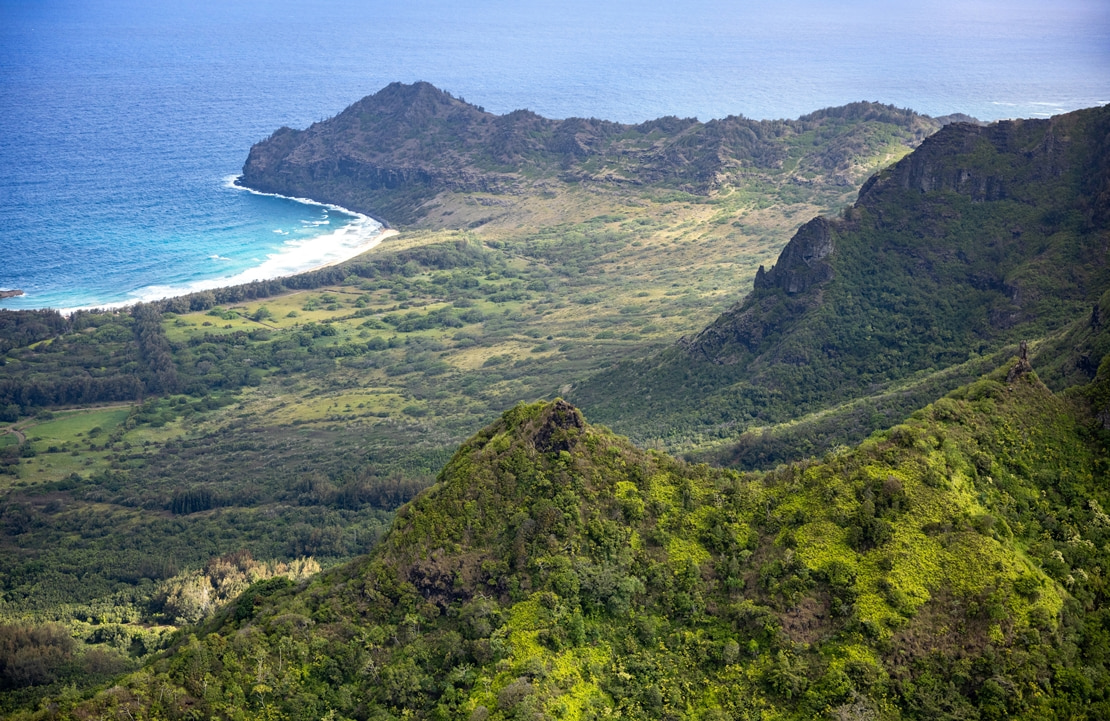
[1,89,956,713]
[575,105,1110,458]
[6,92,1110,719]
[32,363,1110,719]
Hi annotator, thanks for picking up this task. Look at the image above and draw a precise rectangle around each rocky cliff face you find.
[687,217,836,364]
[240,83,517,223]
[752,217,835,295]
[685,105,1110,369]
[856,114,1080,207]
[239,82,946,226]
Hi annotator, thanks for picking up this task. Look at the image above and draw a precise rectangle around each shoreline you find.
[53,227,398,316]
[230,176,391,230]
[30,183,398,316]
[299,228,399,275]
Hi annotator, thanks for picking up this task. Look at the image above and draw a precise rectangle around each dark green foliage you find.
[169,487,215,515]
[0,404,18,423]
[577,106,1110,462]
[0,311,144,413]
[0,421,420,601]
[0,311,69,354]
[0,624,74,690]
[35,371,1110,718]
[132,305,179,395]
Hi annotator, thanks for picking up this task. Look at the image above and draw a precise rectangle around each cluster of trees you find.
[0,239,508,418]
[0,311,145,413]
[0,624,76,691]
[30,367,1110,718]
[0,311,69,354]
[577,111,1109,460]
[131,305,179,395]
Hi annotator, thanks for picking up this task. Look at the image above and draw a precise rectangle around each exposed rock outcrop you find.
[1007,340,1034,383]
[532,399,585,453]
[856,115,1077,208]
[685,217,835,364]
[239,82,947,226]
[753,217,835,295]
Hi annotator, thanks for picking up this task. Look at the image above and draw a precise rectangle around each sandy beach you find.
[302,227,399,274]
[54,225,400,316]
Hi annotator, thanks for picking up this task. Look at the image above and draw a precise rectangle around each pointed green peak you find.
[375,399,610,601]
[498,398,586,452]
[41,363,1110,720]
[434,398,592,493]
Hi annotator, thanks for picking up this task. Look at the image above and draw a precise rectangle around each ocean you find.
[2,0,1107,311]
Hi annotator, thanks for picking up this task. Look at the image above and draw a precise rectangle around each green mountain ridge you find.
[574,105,1110,459]
[4,88,1110,720]
[31,363,1110,719]
[240,82,957,227]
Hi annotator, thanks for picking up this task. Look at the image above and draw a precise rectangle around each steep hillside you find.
[239,82,951,226]
[7,94,1110,719]
[575,105,1110,457]
[3,97,943,702]
[31,370,1110,719]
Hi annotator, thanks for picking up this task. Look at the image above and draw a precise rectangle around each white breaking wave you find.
[987,99,1109,120]
[61,177,389,311]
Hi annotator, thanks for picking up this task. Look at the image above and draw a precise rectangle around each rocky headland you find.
[240,81,966,227]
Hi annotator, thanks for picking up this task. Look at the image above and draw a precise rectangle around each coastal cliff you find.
[240,82,954,227]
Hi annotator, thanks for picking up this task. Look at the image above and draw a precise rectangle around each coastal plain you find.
[3,89,1110,719]
[0,98,925,707]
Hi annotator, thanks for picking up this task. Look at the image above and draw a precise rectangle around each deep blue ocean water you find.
[2,0,1108,310]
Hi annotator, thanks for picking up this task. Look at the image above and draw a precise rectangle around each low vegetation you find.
[1,93,1108,718]
[25,368,1110,718]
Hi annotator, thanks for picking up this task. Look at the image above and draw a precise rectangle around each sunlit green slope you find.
[36,358,1110,719]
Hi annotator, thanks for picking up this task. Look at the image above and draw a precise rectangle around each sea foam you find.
[55,179,388,313]
[126,178,386,303]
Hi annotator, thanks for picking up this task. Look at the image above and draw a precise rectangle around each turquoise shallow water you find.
[1,0,1107,310]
